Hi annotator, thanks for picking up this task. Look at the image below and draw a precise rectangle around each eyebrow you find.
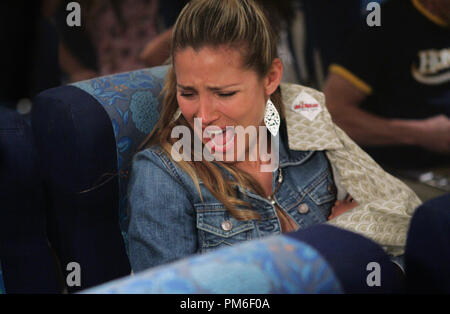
[177,83,241,91]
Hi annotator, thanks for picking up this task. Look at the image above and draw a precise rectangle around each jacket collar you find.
[280,83,344,152]
[278,130,314,168]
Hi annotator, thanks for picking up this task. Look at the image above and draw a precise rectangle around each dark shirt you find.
[330,0,450,169]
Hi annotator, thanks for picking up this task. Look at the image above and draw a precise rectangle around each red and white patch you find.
[291,91,322,121]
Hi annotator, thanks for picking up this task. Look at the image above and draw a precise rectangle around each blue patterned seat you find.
[81,224,405,294]
[82,234,344,294]
[71,65,168,238]
[31,65,169,292]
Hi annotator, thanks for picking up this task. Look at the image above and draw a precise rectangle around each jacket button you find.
[298,203,309,214]
[221,220,233,231]
[328,184,336,194]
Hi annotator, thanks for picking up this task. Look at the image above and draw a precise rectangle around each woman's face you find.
[174,45,281,161]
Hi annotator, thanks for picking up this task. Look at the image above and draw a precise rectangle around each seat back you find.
[72,65,168,237]
[0,107,60,293]
[31,65,169,292]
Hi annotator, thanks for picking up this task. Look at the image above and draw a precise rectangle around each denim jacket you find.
[128,136,337,272]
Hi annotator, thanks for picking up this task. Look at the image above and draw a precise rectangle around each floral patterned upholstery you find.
[82,235,343,294]
[29,66,168,292]
[73,65,168,246]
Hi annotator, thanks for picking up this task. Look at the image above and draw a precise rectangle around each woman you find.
[128,0,420,272]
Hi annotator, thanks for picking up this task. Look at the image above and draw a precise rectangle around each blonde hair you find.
[140,0,285,220]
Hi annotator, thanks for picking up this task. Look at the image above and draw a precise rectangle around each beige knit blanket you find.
[281,83,422,256]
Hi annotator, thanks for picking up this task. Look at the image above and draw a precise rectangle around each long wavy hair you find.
[139,0,285,220]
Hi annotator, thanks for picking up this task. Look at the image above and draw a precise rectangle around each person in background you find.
[300,0,362,88]
[323,0,450,171]
[55,0,159,82]
[139,0,299,82]
[139,0,188,67]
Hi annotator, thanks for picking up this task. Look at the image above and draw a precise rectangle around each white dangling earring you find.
[264,98,280,136]
[173,108,182,121]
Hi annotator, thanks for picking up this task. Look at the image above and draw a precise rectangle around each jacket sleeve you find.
[127,149,198,273]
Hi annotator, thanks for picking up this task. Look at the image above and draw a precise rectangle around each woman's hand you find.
[139,28,173,67]
[328,194,359,220]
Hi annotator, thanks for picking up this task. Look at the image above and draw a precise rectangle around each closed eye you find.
[180,92,195,98]
[178,90,237,98]
[218,91,237,97]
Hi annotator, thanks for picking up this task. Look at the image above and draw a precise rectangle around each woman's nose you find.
[196,95,218,125]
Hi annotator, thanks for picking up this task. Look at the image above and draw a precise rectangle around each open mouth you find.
[204,127,236,153]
